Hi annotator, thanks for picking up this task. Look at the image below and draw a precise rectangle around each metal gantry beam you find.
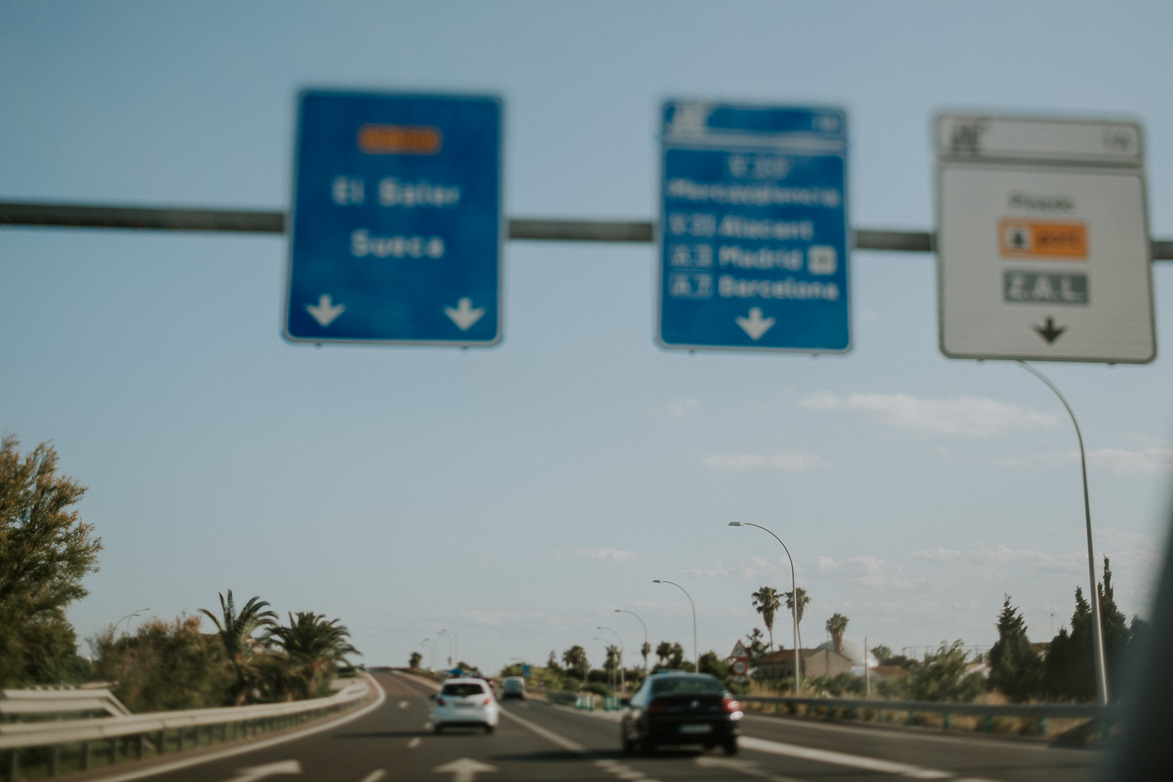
[3,201,1173,259]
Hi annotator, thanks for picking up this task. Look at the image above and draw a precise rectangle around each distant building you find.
[755,648,852,680]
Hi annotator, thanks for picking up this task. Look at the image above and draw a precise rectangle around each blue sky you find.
[2,1,1172,675]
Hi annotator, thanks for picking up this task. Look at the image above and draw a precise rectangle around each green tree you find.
[744,628,767,664]
[783,587,810,650]
[198,590,277,705]
[668,642,685,669]
[640,641,651,672]
[751,586,782,655]
[870,644,894,664]
[655,641,672,667]
[266,611,359,700]
[906,640,983,702]
[89,615,229,711]
[561,645,588,683]
[825,613,849,655]
[987,595,1042,701]
[0,437,102,687]
[698,650,731,681]
[409,651,422,669]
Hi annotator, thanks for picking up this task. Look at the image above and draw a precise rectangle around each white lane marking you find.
[433,758,497,782]
[224,760,302,782]
[79,672,387,782]
[399,700,411,709]
[498,707,586,752]
[408,737,422,749]
[740,735,953,779]
[359,772,386,782]
[697,754,801,781]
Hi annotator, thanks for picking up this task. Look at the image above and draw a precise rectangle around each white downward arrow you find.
[306,294,346,327]
[433,757,498,782]
[736,307,775,340]
[444,298,486,331]
[225,759,302,782]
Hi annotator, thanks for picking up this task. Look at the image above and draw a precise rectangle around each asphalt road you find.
[97,671,1108,782]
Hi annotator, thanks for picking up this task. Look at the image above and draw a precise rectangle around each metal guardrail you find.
[738,695,1115,738]
[0,689,132,720]
[1,678,370,781]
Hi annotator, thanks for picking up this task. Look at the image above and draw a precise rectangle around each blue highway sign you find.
[286,91,502,345]
[658,102,850,352]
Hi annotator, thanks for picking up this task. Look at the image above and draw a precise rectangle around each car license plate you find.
[679,723,711,734]
[455,702,476,709]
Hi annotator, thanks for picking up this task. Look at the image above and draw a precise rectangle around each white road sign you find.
[936,114,1155,363]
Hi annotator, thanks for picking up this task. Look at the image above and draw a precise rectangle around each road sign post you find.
[286,91,502,346]
[657,101,850,352]
[936,114,1155,363]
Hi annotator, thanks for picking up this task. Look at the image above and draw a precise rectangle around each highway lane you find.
[96,672,1107,782]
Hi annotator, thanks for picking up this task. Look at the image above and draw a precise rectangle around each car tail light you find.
[722,697,743,719]
[436,697,446,706]
[483,697,492,706]
[648,701,668,714]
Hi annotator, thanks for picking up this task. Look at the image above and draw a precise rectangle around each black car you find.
[620,672,743,755]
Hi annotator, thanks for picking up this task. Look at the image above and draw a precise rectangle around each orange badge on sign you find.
[357,124,442,154]
[999,219,1087,259]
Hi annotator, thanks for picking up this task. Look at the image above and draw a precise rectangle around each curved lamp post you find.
[438,628,458,668]
[1018,360,1109,704]
[653,579,698,672]
[596,625,625,692]
[421,637,437,670]
[116,608,150,637]
[614,608,649,675]
[729,521,802,691]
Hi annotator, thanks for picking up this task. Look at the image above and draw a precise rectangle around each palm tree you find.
[641,641,651,673]
[198,590,277,705]
[266,611,359,700]
[604,644,620,691]
[751,586,782,656]
[561,645,588,685]
[783,587,810,653]
[826,612,849,655]
[655,641,672,668]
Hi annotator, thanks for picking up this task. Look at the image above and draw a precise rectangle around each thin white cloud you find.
[683,560,731,578]
[704,452,830,471]
[1087,447,1173,475]
[798,392,1060,438]
[579,547,638,562]
[996,446,1172,475]
[667,398,701,418]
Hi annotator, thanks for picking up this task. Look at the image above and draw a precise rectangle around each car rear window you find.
[649,676,725,696]
[441,683,486,696]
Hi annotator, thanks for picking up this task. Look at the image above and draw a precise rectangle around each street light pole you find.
[438,629,458,668]
[615,608,649,676]
[116,608,150,637]
[653,579,698,673]
[1018,360,1110,705]
[729,521,802,692]
[597,626,625,692]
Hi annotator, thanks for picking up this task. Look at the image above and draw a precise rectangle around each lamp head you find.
[728,522,742,527]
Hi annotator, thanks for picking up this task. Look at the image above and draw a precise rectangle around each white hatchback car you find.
[432,678,500,734]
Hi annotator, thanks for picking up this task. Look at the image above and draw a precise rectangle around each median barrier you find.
[738,695,1115,741]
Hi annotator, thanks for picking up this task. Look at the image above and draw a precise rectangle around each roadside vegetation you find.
[0,436,360,709]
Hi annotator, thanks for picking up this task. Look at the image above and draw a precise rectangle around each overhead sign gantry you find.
[936,114,1156,363]
[285,91,502,346]
[657,101,851,353]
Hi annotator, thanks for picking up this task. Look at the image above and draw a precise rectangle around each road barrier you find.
[0,678,370,782]
[737,695,1116,740]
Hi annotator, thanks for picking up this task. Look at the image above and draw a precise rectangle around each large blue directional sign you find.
[286,91,501,345]
[658,102,850,352]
